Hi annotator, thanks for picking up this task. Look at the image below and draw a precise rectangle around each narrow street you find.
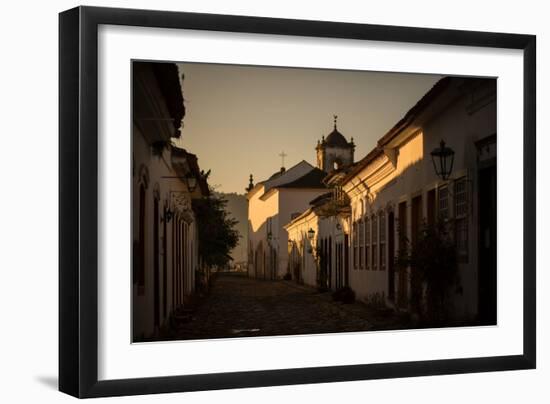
[164,272,410,341]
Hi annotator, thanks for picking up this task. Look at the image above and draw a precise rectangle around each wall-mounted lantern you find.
[163,207,173,223]
[307,228,315,240]
[430,140,455,181]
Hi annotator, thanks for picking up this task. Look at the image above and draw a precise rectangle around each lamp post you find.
[430,140,455,181]
[160,172,199,223]
[163,207,173,223]
[306,228,315,254]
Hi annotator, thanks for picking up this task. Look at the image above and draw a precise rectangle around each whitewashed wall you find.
[345,84,496,320]
[132,125,199,339]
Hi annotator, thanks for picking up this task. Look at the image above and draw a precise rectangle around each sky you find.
[175,62,442,194]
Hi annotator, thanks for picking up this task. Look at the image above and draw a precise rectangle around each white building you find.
[247,161,328,279]
[248,118,356,281]
[341,77,496,322]
[284,188,351,288]
[284,77,496,324]
[283,119,356,287]
[132,62,209,340]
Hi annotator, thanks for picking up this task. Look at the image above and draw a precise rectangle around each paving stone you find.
[162,272,411,341]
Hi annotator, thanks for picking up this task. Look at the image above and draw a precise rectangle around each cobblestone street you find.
[164,272,410,341]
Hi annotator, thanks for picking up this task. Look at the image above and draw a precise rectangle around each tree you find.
[192,192,240,269]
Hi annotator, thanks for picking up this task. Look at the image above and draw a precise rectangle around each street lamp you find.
[430,140,455,181]
[164,207,173,223]
[307,228,315,240]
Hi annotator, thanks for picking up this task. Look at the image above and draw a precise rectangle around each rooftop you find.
[278,167,327,189]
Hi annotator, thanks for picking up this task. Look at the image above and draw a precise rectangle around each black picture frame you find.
[59,6,536,398]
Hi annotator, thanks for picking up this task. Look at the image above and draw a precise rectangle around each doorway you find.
[397,201,408,308]
[388,211,395,301]
[153,197,160,331]
[162,208,167,321]
[478,165,497,324]
[344,234,350,287]
[410,195,423,312]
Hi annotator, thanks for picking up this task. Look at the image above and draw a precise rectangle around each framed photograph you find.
[59,6,536,398]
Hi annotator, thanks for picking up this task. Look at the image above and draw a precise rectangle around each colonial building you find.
[284,186,351,288]
[132,62,209,340]
[248,118,358,281]
[284,77,496,324]
[341,77,496,322]
[247,161,328,279]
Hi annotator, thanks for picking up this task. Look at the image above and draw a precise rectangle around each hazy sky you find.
[175,62,441,194]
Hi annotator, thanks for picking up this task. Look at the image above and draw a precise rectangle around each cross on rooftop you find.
[279,151,287,169]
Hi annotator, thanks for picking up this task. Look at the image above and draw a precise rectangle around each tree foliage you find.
[395,219,460,324]
[192,192,240,268]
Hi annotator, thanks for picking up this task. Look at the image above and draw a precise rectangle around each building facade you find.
[283,121,356,288]
[341,77,496,322]
[247,161,328,280]
[132,62,209,340]
[284,188,351,288]
[284,77,496,324]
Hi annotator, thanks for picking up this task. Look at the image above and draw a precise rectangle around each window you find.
[359,219,364,268]
[365,217,370,270]
[455,177,468,217]
[398,201,407,251]
[353,222,357,269]
[454,177,469,260]
[266,217,272,238]
[379,211,386,270]
[372,214,378,270]
[438,184,449,220]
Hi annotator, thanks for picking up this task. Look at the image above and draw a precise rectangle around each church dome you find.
[325,128,350,147]
[322,115,353,148]
[317,116,355,173]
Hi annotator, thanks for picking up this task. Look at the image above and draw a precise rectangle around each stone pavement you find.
[163,272,410,341]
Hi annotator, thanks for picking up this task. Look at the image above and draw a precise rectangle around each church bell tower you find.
[316,115,355,173]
